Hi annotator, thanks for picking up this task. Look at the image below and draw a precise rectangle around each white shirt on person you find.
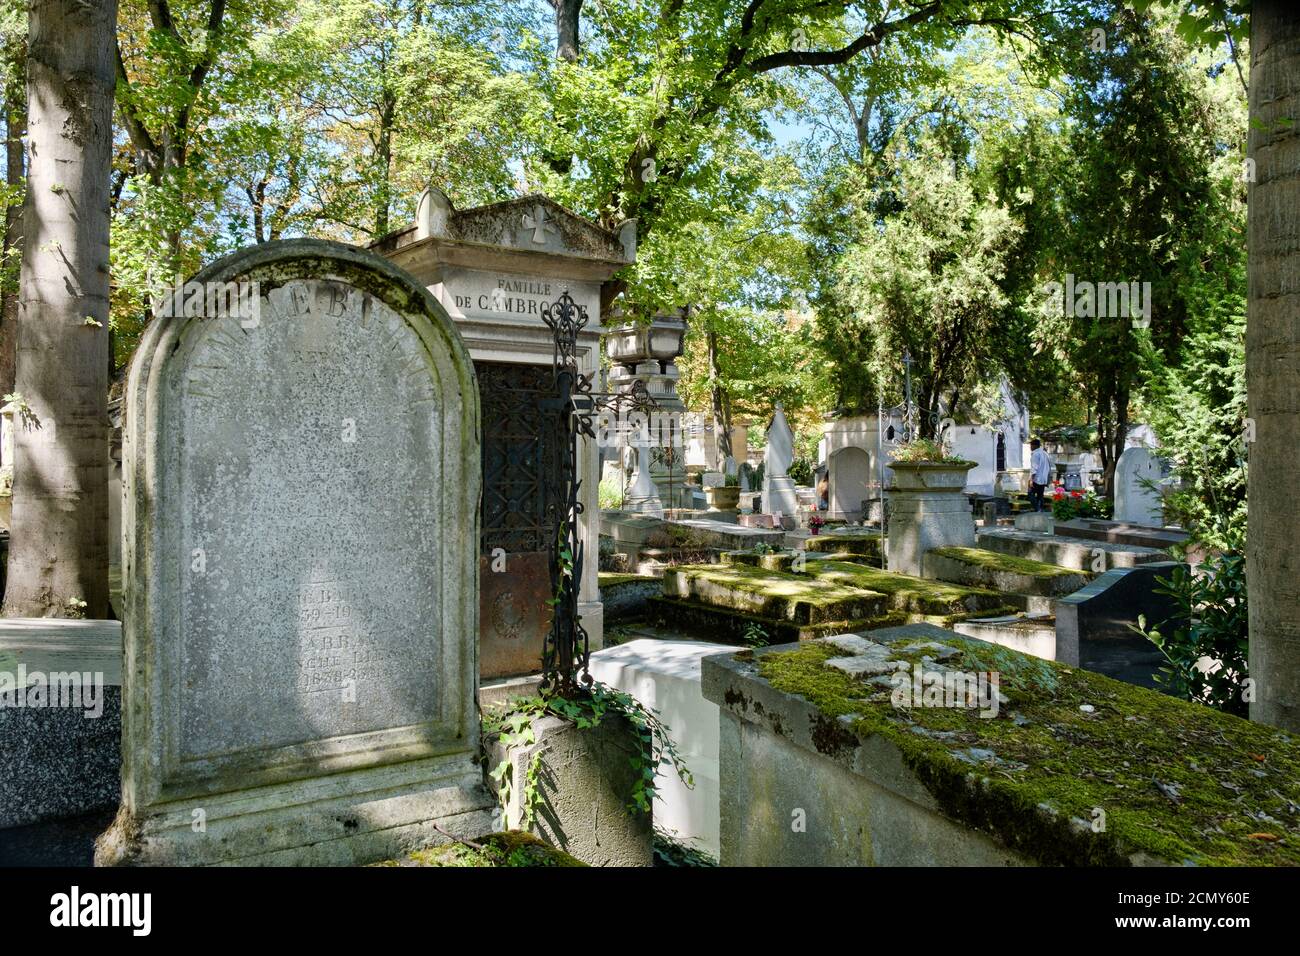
[1030,448,1052,486]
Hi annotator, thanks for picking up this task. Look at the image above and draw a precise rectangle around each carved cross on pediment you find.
[521,204,557,245]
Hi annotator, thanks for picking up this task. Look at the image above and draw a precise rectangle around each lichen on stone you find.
[756,636,1300,866]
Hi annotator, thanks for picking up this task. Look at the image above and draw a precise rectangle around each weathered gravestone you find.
[96,241,495,866]
[1114,446,1166,527]
[762,403,798,518]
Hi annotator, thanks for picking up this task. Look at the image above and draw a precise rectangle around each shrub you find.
[891,438,970,465]
[788,455,814,486]
[1136,551,1249,716]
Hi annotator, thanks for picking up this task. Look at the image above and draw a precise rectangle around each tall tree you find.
[3,0,117,618]
[1246,0,1300,731]
[826,141,1021,437]
[114,0,227,265]
[0,0,25,396]
[1050,6,1216,495]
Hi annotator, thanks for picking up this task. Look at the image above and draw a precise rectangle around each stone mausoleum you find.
[373,187,634,682]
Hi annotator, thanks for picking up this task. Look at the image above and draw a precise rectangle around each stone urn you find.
[705,485,741,511]
[605,311,689,364]
[887,460,975,491]
[885,460,977,576]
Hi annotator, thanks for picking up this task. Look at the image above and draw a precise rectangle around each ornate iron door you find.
[476,361,560,679]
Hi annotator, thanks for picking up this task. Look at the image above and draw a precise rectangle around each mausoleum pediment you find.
[375,186,634,266]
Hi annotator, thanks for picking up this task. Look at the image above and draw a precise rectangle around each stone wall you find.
[703,624,1300,866]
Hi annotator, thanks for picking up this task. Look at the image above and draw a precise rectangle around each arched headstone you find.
[1114,446,1166,527]
[828,446,871,520]
[97,240,493,865]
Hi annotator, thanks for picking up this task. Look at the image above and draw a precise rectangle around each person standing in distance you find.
[1029,438,1052,512]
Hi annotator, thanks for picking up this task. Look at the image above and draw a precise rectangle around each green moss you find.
[810,561,1006,614]
[670,563,889,623]
[375,831,586,867]
[598,572,658,588]
[804,532,882,556]
[756,639,1300,866]
[648,595,907,645]
[929,546,1083,578]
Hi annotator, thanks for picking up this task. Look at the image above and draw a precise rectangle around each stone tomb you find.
[96,241,494,866]
[374,188,631,679]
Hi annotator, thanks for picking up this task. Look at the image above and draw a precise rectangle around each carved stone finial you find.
[415,185,453,240]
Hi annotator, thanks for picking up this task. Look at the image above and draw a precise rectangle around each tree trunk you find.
[1097,389,1127,499]
[3,0,117,619]
[374,87,395,236]
[0,33,26,398]
[707,328,732,470]
[554,0,583,62]
[1247,1,1300,731]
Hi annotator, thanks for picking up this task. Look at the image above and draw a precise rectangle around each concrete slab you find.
[590,638,733,860]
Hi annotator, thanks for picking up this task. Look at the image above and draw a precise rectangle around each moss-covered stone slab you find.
[808,561,1008,616]
[719,548,843,572]
[804,531,882,556]
[705,627,1300,866]
[923,546,1090,597]
[375,831,585,867]
[663,564,890,625]
[599,572,663,623]
[976,527,1167,571]
[598,572,659,587]
[647,595,907,645]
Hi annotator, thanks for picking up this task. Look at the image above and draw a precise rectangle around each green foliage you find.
[787,455,814,487]
[1028,4,1231,485]
[482,681,693,818]
[1138,136,1248,550]
[891,438,966,465]
[741,621,770,648]
[653,830,718,867]
[597,476,624,510]
[1136,553,1249,717]
[820,139,1022,430]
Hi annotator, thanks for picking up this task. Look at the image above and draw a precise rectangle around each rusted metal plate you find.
[479,551,552,679]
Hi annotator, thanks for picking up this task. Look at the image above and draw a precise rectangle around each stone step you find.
[921,546,1090,597]
[974,527,1168,572]
[661,564,890,625]
[807,561,1010,617]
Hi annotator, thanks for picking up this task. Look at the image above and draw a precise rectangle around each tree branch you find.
[113,41,161,177]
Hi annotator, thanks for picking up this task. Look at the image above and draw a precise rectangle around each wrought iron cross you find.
[539,291,656,697]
